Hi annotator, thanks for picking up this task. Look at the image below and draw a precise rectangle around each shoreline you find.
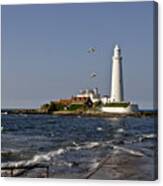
[53,110,157,118]
[1,109,157,118]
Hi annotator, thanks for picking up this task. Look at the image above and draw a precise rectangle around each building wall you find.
[101,104,139,113]
[55,97,88,106]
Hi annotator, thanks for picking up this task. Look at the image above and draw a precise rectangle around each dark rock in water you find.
[113,140,125,145]
[72,162,80,167]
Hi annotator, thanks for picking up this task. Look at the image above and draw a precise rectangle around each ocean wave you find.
[89,161,100,170]
[141,133,156,140]
[2,141,101,170]
[1,148,66,169]
[66,142,81,151]
[1,149,21,160]
[136,133,156,143]
[96,127,103,131]
[47,119,57,124]
[1,148,20,154]
[66,141,101,151]
[116,128,125,133]
[33,148,65,162]
[112,145,144,157]
[1,138,147,176]
[84,142,101,149]
[19,114,28,117]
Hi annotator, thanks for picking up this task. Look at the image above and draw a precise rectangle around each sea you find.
[1,113,157,180]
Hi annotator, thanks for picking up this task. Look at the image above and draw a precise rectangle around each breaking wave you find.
[1,148,65,169]
[112,145,144,157]
[2,141,103,170]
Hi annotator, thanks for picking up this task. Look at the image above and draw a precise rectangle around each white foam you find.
[72,141,78,146]
[33,148,65,162]
[117,128,125,133]
[142,134,156,139]
[1,126,4,131]
[138,133,156,142]
[96,127,103,131]
[72,146,81,150]
[66,142,81,151]
[84,142,100,149]
[90,162,100,170]
[67,141,101,151]
[2,148,66,169]
[112,146,144,157]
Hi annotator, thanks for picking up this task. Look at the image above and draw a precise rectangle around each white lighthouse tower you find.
[110,45,124,102]
[101,44,139,113]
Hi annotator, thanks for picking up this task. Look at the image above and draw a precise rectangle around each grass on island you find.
[40,100,131,114]
[40,102,88,113]
[68,104,84,111]
[103,102,130,107]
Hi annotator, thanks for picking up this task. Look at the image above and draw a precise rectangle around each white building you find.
[76,88,100,103]
[101,45,139,113]
[110,45,124,102]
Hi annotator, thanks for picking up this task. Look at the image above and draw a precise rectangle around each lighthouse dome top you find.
[113,44,121,57]
[114,44,120,50]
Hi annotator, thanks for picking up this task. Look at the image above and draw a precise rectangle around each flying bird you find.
[88,47,96,53]
[90,72,97,78]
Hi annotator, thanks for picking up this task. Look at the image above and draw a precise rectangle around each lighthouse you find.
[110,45,124,102]
[101,44,139,113]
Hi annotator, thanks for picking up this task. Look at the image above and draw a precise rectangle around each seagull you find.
[90,72,97,78]
[88,47,96,53]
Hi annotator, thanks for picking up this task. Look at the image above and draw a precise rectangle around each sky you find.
[1,1,156,109]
